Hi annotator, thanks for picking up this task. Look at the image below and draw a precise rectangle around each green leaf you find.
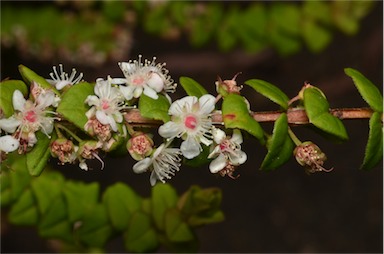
[183,144,211,167]
[38,196,73,243]
[63,181,100,223]
[0,80,28,117]
[345,68,383,112]
[8,188,39,225]
[1,174,12,207]
[31,171,64,214]
[361,112,383,170]
[138,94,170,123]
[302,19,332,53]
[103,182,142,231]
[124,211,158,253]
[178,186,224,227]
[245,79,289,109]
[18,65,60,96]
[77,204,114,248]
[26,131,57,176]
[151,183,178,230]
[165,208,194,242]
[260,113,294,170]
[9,159,31,202]
[222,94,264,144]
[303,87,348,141]
[179,77,208,98]
[56,82,94,131]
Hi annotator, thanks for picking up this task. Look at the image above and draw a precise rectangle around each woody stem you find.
[123,107,375,127]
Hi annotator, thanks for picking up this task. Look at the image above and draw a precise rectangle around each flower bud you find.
[77,140,102,160]
[50,138,77,164]
[294,141,333,174]
[215,73,242,96]
[84,117,112,142]
[127,132,154,161]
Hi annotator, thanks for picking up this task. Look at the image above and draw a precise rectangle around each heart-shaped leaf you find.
[222,94,264,144]
[0,80,28,117]
[245,79,289,109]
[151,183,178,230]
[303,87,348,141]
[345,68,383,113]
[165,208,194,242]
[8,188,39,226]
[56,82,94,131]
[138,94,170,123]
[103,182,142,231]
[361,112,383,170]
[261,113,294,170]
[179,77,208,98]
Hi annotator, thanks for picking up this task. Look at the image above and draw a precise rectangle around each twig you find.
[123,107,375,127]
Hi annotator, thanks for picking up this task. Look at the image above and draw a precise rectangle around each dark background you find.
[1,1,382,253]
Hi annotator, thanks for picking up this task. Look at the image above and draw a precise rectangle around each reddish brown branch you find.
[124,108,376,127]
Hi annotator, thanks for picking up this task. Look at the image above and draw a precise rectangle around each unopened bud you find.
[294,141,333,174]
[84,117,112,142]
[127,132,154,161]
[215,73,242,96]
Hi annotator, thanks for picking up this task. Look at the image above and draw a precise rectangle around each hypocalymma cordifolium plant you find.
[0,57,382,253]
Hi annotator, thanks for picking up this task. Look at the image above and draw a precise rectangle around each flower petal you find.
[229,150,247,165]
[198,94,215,115]
[119,85,134,100]
[55,81,71,90]
[12,90,26,112]
[209,153,226,173]
[180,137,200,159]
[147,73,164,92]
[96,110,110,125]
[133,157,152,173]
[133,86,143,98]
[85,95,100,107]
[143,86,159,100]
[158,121,182,139]
[212,127,226,144]
[0,135,19,152]
[231,129,243,144]
[169,96,197,116]
[0,117,21,133]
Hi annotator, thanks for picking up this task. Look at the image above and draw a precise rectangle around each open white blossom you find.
[47,64,83,90]
[159,94,215,159]
[0,89,57,148]
[208,127,247,174]
[133,141,182,186]
[85,76,128,132]
[114,55,176,100]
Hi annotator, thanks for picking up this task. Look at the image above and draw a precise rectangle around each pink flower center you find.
[220,140,230,151]
[101,100,110,110]
[133,76,145,86]
[24,110,37,122]
[184,115,198,130]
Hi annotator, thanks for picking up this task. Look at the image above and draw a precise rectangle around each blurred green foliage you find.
[1,1,375,66]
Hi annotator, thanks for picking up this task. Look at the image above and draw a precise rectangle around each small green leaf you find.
[138,94,170,123]
[26,131,57,176]
[38,196,73,243]
[222,94,264,144]
[178,186,224,227]
[56,82,94,131]
[165,208,194,242]
[345,68,383,112]
[302,19,332,53]
[124,211,158,253]
[77,204,114,248]
[361,112,383,170]
[179,77,208,98]
[303,87,348,141]
[151,183,178,230]
[8,188,39,225]
[0,174,12,207]
[0,80,28,117]
[261,113,294,170]
[31,171,64,214]
[18,65,60,96]
[63,181,100,223]
[103,182,142,231]
[245,79,290,109]
[9,159,31,202]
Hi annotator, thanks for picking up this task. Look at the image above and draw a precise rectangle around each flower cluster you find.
[0,56,249,185]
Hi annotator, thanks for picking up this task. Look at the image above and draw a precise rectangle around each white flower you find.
[0,135,19,153]
[0,89,57,147]
[85,76,128,132]
[208,127,247,174]
[47,64,83,90]
[158,94,215,159]
[133,140,182,186]
[114,55,176,100]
